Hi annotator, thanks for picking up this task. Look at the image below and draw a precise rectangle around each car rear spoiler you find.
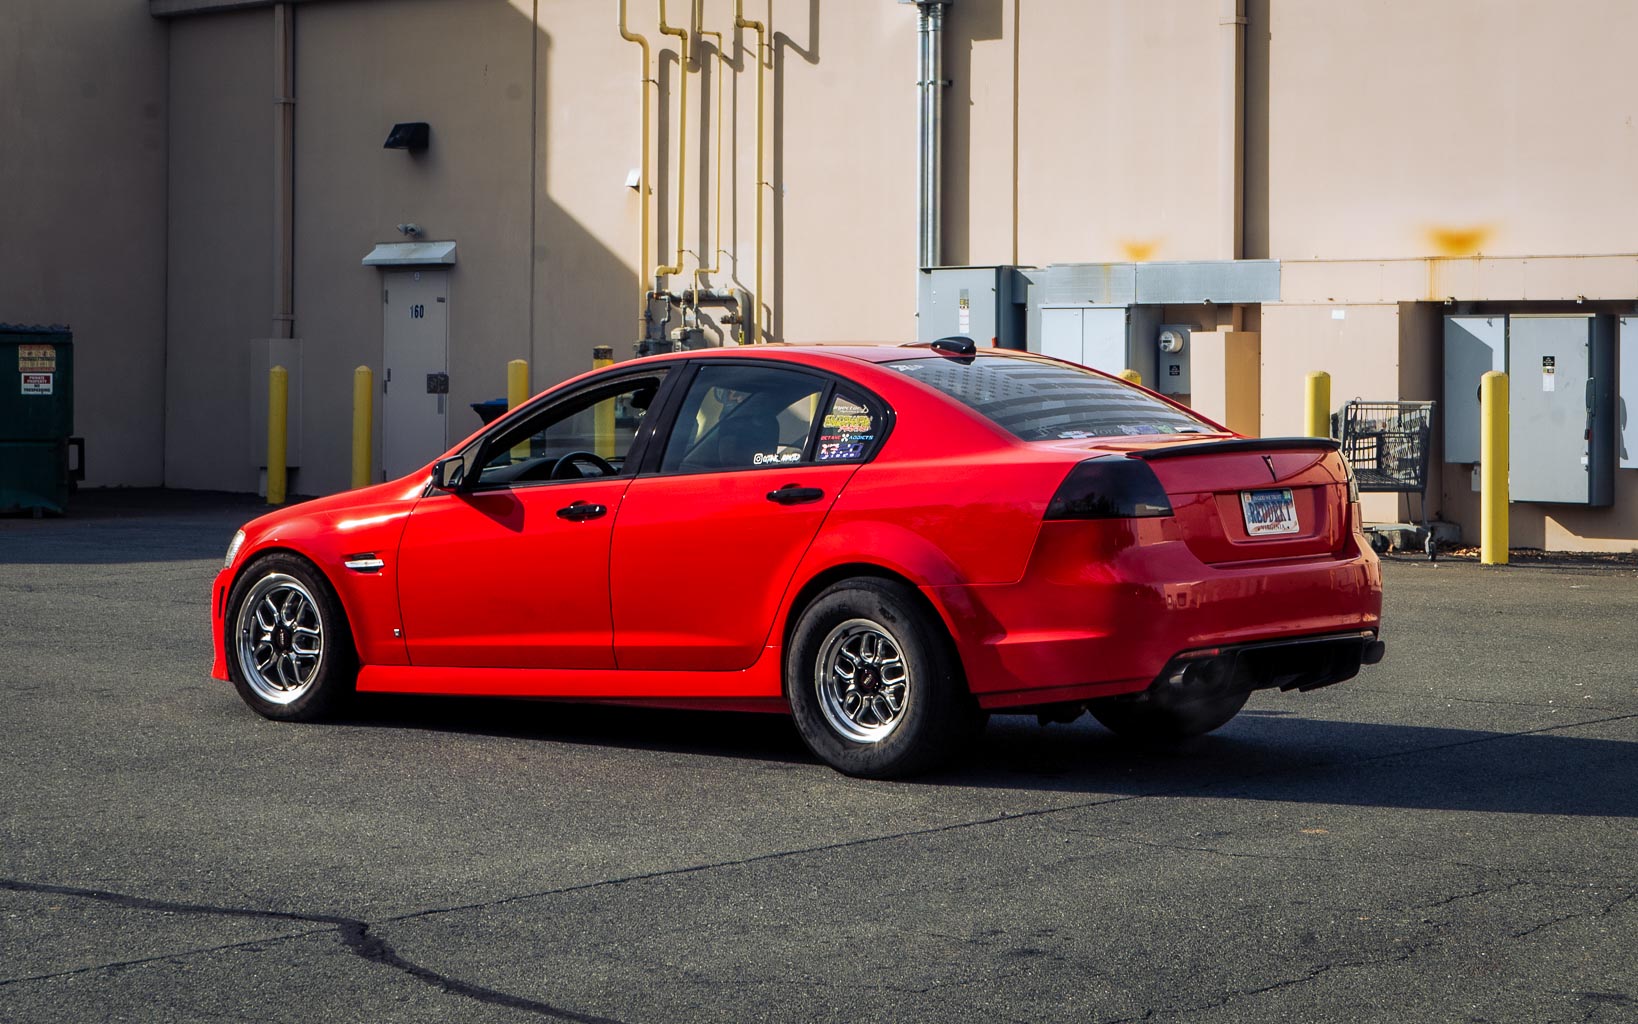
[1131,436,1342,461]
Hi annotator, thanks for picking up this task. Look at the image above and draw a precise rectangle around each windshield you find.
[884,353,1216,441]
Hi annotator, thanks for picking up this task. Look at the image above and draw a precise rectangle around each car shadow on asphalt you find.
[340,693,1637,818]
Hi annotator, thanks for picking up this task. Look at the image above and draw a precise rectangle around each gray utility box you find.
[1037,305,1165,388]
[1509,315,1614,505]
[916,266,1027,349]
[1447,314,1616,505]
[1442,315,1506,463]
[1620,318,1638,469]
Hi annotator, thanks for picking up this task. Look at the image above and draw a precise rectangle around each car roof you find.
[651,343,1044,366]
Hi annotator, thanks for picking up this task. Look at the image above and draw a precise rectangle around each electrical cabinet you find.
[1036,305,1160,385]
[1620,317,1638,469]
[916,266,1026,349]
[1508,315,1614,506]
[1442,315,1506,463]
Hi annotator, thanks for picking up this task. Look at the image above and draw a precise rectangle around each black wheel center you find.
[273,626,291,651]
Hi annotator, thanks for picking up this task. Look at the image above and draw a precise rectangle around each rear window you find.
[884,354,1214,441]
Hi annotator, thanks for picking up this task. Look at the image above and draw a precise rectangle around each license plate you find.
[1240,488,1299,536]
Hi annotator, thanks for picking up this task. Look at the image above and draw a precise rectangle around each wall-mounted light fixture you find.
[383,122,430,152]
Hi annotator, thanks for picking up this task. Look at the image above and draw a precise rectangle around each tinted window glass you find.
[884,354,1213,440]
[475,374,664,486]
[816,391,883,463]
[661,364,826,473]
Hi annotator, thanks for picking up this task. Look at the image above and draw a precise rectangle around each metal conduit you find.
[914,1,948,271]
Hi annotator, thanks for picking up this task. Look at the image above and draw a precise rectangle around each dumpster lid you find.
[361,241,457,267]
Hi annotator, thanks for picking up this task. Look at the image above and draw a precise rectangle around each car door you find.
[395,370,670,669]
[610,363,887,672]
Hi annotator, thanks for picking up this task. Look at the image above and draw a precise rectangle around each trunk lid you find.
[1129,437,1350,564]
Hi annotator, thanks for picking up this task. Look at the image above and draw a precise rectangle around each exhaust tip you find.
[1362,639,1386,665]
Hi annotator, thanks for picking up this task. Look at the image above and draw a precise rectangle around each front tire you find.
[225,553,356,721]
[786,579,979,779]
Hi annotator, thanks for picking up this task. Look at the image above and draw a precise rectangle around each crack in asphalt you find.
[1511,888,1638,941]
[4,709,1633,1019]
[0,879,626,1024]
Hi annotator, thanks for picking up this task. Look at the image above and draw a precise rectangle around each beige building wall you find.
[0,1,169,487]
[1268,0,1638,261]
[291,0,535,492]
[13,0,1638,549]
[164,10,271,493]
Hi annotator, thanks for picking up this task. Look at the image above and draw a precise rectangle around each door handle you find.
[766,484,824,505]
[556,501,607,521]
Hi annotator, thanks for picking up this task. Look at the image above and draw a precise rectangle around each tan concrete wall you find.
[1268,0,1638,261]
[291,0,535,493]
[0,1,168,486]
[1259,303,1406,522]
[109,0,1638,552]
[164,10,271,493]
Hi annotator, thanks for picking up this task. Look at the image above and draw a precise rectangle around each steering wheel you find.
[548,451,617,480]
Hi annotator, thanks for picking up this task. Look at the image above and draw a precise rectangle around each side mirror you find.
[430,456,466,492]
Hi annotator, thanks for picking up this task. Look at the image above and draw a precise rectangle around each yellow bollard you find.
[507,358,530,463]
[267,365,288,505]
[593,345,615,459]
[1118,369,1142,386]
[1480,370,1509,565]
[1304,371,1332,438]
[351,366,373,489]
[507,358,529,410]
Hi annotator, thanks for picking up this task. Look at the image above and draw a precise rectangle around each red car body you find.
[212,344,1381,771]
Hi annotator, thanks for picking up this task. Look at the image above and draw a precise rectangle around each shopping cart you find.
[1337,400,1437,559]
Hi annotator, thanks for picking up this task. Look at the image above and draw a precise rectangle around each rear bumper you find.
[929,521,1382,710]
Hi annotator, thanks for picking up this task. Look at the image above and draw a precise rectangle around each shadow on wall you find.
[939,0,1004,267]
[771,0,819,341]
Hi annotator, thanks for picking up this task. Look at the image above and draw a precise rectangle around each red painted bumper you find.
[930,520,1382,709]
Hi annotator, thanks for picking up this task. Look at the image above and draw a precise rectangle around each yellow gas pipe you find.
[654,0,692,281]
[693,23,726,299]
[735,0,765,343]
[617,0,653,329]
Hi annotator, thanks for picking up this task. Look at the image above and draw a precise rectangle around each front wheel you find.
[225,553,357,721]
[786,579,980,779]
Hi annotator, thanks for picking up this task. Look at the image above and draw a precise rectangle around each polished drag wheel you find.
[816,622,913,743]
[237,574,325,704]
[787,579,982,778]
[226,554,355,721]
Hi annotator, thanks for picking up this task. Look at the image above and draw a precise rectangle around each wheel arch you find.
[226,546,358,652]
[779,562,970,698]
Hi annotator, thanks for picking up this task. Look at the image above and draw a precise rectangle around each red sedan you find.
[211,339,1383,777]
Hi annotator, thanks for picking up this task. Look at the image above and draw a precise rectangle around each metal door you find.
[1443,315,1506,463]
[382,269,449,479]
[1509,315,1593,504]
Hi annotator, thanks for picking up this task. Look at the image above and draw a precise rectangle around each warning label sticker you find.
[21,372,53,395]
[18,345,56,372]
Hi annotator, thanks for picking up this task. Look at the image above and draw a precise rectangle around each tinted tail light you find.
[1045,458,1174,520]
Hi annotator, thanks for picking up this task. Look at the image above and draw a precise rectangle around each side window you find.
[660,364,826,473]
[475,374,665,487]
[816,391,884,463]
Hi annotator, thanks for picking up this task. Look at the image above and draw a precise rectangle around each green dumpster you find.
[1,324,84,515]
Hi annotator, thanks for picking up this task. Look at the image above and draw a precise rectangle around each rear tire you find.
[1088,689,1248,743]
[786,579,980,778]
[225,553,357,722]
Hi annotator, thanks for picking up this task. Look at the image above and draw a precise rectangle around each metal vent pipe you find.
[910,0,949,270]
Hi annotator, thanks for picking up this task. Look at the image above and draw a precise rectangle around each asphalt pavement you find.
[1,490,1634,1023]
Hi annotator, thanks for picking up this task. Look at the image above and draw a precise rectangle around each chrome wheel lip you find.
[234,572,324,706]
[815,618,912,744]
